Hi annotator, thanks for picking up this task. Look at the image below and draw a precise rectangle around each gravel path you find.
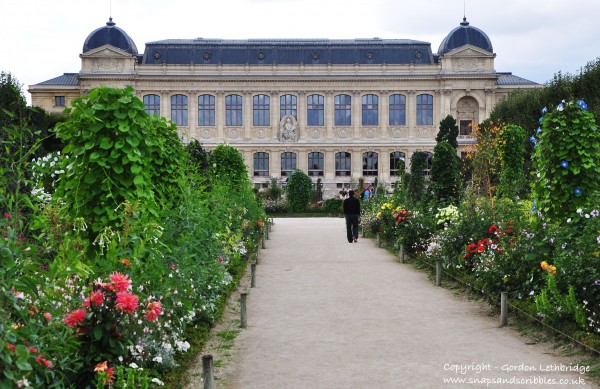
[186,217,597,389]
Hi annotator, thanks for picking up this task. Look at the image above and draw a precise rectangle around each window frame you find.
[226,94,243,126]
[280,152,297,177]
[390,151,406,176]
[389,94,406,126]
[143,94,160,116]
[307,152,324,177]
[334,94,352,126]
[416,94,433,126]
[253,152,270,177]
[171,94,188,126]
[198,94,215,126]
[361,94,379,126]
[253,94,271,126]
[54,96,65,107]
[335,151,352,176]
[280,94,297,120]
[307,94,325,126]
[362,152,379,176]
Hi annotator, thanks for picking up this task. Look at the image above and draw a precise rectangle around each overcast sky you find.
[3,0,600,104]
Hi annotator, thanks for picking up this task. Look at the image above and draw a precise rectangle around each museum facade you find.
[29,17,540,197]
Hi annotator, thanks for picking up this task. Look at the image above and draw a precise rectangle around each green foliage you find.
[497,124,527,199]
[532,100,600,219]
[323,198,342,213]
[54,86,185,238]
[285,169,313,212]
[407,152,427,205]
[430,141,461,206]
[266,177,283,201]
[436,114,459,149]
[208,144,249,188]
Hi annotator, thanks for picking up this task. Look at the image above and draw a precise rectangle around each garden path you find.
[186,217,596,389]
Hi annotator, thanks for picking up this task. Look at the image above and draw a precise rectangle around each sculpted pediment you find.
[442,45,495,59]
[81,45,135,58]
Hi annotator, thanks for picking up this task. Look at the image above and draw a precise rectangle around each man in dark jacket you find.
[343,190,360,243]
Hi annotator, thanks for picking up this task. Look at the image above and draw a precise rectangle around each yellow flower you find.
[540,261,549,271]
[548,265,557,276]
[376,212,382,219]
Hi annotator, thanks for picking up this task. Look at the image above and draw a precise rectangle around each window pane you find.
[171,94,188,126]
[361,94,378,126]
[308,152,324,176]
[460,120,473,136]
[253,152,269,177]
[281,152,297,176]
[253,94,270,126]
[389,94,406,126]
[144,94,160,116]
[280,94,297,119]
[307,94,324,126]
[334,95,351,126]
[362,152,378,176]
[54,96,65,107]
[226,94,243,126]
[198,94,215,126]
[390,151,406,175]
[416,94,433,126]
[335,152,351,176]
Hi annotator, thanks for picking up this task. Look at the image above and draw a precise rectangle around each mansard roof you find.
[496,73,538,85]
[141,38,436,65]
[83,18,138,56]
[438,18,493,56]
[35,73,79,86]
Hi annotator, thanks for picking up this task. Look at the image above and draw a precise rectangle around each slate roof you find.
[35,73,79,86]
[83,17,138,56]
[141,38,436,66]
[496,73,538,85]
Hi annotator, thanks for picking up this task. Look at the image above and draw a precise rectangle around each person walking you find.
[343,190,360,243]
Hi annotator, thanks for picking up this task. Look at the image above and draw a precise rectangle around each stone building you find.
[29,16,539,197]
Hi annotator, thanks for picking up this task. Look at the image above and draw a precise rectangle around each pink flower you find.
[7,344,16,352]
[35,354,54,369]
[3,213,11,219]
[219,257,224,263]
[169,263,176,270]
[43,312,52,321]
[83,290,105,308]
[109,272,132,293]
[64,308,87,327]
[115,292,139,313]
[145,301,163,321]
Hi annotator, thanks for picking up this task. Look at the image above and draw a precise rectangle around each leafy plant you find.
[285,169,313,212]
[497,124,526,200]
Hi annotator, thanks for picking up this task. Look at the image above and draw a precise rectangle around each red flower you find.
[145,301,163,321]
[477,245,485,253]
[83,290,105,308]
[119,258,131,266]
[115,292,139,313]
[64,308,87,327]
[7,344,16,352]
[257,220,263,226]
[35,354,54,369]
[28,347,38,354]
[109,272,132,293]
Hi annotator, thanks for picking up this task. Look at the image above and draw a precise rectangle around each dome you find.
[438,17,493,56]
[82,17,138,55]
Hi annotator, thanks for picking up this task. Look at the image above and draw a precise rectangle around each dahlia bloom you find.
[145,301,163,321]
[115,292,139,313]
[64,308,87,327]
[110,272,132,293]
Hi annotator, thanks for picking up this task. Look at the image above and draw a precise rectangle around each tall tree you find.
[436,115,459,149]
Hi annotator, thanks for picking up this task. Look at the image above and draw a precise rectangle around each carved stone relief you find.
[279,115,298,142]
[389,127,407,139]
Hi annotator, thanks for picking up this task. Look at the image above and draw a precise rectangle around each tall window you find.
[253,152,269,177]
[390,151,406,176]
[226,94,243,126]
[54,96,65,107]
[460,119,473,136]
[335,152,351,176]
[143,94,160,116]
[307,94,325,126]
[308,152,324,176]
[361,94,379,125]
[281,152,297,177]
[334,94,352,126]
[198,94,215,126]
[389,94,406,125]
[416,94,433,125]
[362,152,378,176]
[280,94,297,119]
[253,95,270,126]
[171,94,188,126]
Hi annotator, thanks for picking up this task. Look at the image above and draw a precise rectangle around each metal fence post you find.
[202,355,215,389]
[500,292,508,327]
[435,261,442,286]
[240,292,248,328]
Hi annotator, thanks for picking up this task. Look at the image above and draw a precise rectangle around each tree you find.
[430,140,461,205]
[497,124,526,200]
[285,169,312,212]
[436,115,459,149]
[209,144,250,188]
[407,152,427,205]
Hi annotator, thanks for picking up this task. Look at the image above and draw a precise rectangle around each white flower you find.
[152,356,163,363]
[151,378,165,386]
[129,362,139,369]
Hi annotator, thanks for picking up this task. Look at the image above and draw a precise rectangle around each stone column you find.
[297,90,306,140]
[407,90,416,136]
[271,90,279,141]
[244,90,252,140]
[216,90,225,140]
[161,90,169,122]
[326,91,334,140]
[352,90,361,140]
[379,90,388,139]
[187,90,197,140]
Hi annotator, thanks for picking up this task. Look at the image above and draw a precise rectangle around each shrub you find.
[285,169,312,212]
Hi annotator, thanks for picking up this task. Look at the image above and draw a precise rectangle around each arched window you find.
[226,94,243,126]
[143,94,160,116]
[416,94,433,125]
[307,94,324,126]
[253,95,270,126]
[308,152,324,176]
[390,151,406,176]
[171,94,188,126]
[280,94,297,119]
[362,152,378,176]
[334,94,352,126]
[362,94,378,125]
[281,152,297,177]
[253,152,269,177]
[335,152,351,176]
[198,94,215,126]
[389,94,406,126]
